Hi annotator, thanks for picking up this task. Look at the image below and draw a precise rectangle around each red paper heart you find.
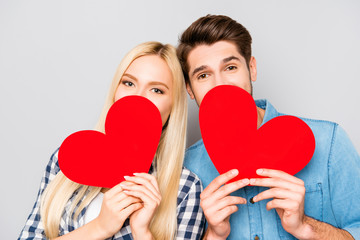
[199,85,315,181]
[58,96,162,188]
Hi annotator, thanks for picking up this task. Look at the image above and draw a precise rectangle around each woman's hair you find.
[40,41,188,240]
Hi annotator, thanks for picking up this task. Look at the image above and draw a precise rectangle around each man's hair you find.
[177,14,253,84]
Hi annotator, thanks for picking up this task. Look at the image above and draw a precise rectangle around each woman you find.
[18,42,204,240]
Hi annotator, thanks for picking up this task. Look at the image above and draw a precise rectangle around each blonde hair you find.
[40,42,188,239]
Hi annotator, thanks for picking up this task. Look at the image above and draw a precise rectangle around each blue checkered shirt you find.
[18,149,205,239]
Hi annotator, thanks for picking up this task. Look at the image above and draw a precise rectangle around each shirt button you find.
[254,235,260,240]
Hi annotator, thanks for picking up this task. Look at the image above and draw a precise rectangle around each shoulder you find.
[265,99,339,139]
[282,115,359,174]
[185,139,205,154]
[283,114,349,158]
[290,116,356,153]
[177,167,202,202]
[179,167,203,189]
[48,148,60,170]
[277,111,339,145]
[297,116,337,132]
[276,110,337,132]
[184,139,206,168]
[42,147,61,185]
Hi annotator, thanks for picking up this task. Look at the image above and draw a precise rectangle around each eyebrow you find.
[190,56,241,78]
[122,73,169,90]
[122,73,138,81]
[191,65,208,78]
[149,81,169,90]
[222,56,241,64]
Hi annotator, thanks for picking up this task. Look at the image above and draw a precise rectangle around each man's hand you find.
[201,169,249,240]
[249,169,307,238]
[249,169,354,240]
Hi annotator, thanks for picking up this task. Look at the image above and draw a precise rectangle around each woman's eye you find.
[151,88,163,94]
[123,81,134,87]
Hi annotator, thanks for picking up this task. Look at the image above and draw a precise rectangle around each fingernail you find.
[133,173,139,176]
[250,179,256,184]
[242,179,249,185]
[253,196,257,201]
[231,169,239,175]
[124,176,130,180]
[256,169,263,175]
[123,190,130,194]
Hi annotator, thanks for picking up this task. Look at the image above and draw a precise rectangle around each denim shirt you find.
[184,99,360,240]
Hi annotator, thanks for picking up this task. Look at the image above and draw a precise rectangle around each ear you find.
[249,56,257,83]
[186,82,195,99]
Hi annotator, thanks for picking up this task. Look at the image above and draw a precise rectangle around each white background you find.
[1,0,359,238]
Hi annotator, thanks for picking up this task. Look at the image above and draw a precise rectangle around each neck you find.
[256,106,265,129]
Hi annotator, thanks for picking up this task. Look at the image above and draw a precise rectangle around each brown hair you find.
[177,14,253,84]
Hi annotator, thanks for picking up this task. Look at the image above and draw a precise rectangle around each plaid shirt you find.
[18,149,205,239]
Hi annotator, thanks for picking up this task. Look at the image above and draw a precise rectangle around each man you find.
[177,15,360,240]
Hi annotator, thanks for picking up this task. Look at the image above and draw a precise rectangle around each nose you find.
[133,88,147,98]
[214,74,228,86]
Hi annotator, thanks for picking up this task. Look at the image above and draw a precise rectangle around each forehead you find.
[187,41,245,70]
[125,55,172,81]
[126,55,167,72]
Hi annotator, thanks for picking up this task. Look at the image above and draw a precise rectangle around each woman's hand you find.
[121,173,161,240]
[93,183,143,239]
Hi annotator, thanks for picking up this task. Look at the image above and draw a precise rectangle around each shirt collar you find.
[255,99,280,127]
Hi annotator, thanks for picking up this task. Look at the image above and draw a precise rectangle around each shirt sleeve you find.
[176,169,205,240]
[18,149,61,240]
[328,125,360,239]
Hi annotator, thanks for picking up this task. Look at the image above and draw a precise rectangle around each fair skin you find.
[55,55,173,240]
[186,41,354,240]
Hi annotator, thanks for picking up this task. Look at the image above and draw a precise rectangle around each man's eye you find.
[198,73,208,80]
[226,66,237,71]
[152,88,163,94]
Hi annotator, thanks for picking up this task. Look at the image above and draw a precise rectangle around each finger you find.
[205,179,249,203]
[201,169,240,199]
[207,196,246,211]
[119,180,136,187]
[252,188,303,203]
[120,202,143,218]
[124,175,160,197]
[104,182,125,199]
[106,191,128,205]
[104,183,140,204]
[209,205,239,225]
[255,169,304,185]
[123,188,160,208]
[266,199,299,211]
[249,177,304,192]
[112,196,142,212]
[121,183,161,203]
[133,173,160,192]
